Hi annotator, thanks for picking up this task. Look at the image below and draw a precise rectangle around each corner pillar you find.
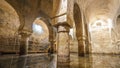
[55,22,71,62]
[19,31,32,55]
[78,36,86,56]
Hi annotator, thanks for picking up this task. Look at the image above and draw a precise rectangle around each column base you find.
[78,40,86,57]
[19,45,28,55]
[48,48,54,54]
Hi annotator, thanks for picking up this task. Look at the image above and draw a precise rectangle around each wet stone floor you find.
[0,53,120,68]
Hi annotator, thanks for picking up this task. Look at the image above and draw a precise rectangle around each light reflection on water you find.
[0,53,120,68]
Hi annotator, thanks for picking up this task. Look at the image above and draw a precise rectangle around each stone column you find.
[55,23,70,62]
[78,36,86,56]
[49,40,55,54]
[19,31,31,55]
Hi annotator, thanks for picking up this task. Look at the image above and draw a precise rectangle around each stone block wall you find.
[0,36,50,53]
[0,36,20,53]
[91,28,114,54]
[90,24,120,54]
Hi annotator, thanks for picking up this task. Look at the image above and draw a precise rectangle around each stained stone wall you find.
[0,36,20,53]
[0,0,20,53]
[0,0,20,37]
[90,28,112,53]
[89,19,120,54]
[68,0,120,54]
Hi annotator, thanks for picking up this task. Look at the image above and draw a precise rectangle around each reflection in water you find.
[0,53,120,68]
[17,56,27,68]
[57,62,70,68]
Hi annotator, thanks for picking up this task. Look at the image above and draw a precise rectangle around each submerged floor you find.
[0,53,120,68]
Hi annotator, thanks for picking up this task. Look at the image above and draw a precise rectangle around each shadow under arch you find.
[73,3,86,56]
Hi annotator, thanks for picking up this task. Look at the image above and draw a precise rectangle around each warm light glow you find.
[33,23,43,34]
[89,18,113,32]
[69,28,73,38]
[107,18,113,28]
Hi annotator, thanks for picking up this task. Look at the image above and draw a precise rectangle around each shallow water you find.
[0,53,120,68]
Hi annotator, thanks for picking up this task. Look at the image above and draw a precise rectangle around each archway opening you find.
[29,18,50,53]
[73,3,85,56]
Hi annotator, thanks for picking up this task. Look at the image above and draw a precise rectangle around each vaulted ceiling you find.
[68,0,120,27]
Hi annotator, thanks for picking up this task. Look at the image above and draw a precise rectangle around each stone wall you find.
[0,0,20,53]
[90,28,112,53]
[0,36,20,53]
[90,19,120,54]
[0,1,20,37]
[0,35,50,53]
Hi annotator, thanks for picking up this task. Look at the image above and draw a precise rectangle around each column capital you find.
[18,30,32,38]
[54,22,71,32]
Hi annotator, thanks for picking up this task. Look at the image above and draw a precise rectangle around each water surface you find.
[0,53,120,68]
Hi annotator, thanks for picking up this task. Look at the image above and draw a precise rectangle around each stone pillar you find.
[88,32,92,54]
[78,36,86,56]
[85,39,89,54]
[19,31,31,55]
[49,40,55,54]
[55,23,70,62]
[17,56,27,68]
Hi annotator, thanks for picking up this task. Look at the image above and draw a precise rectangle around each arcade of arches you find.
[0,0,120,68]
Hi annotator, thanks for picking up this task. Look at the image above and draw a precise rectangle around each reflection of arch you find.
[73,3,86,56]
